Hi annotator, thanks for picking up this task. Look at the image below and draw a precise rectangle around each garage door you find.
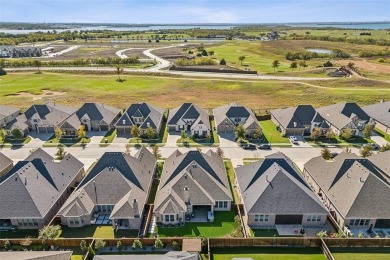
[168,125,176,131]
[275,215,303,225]
[46,127,55,133]
[100,125,109,131]
[219,125,233,133]
[37,127,47,133]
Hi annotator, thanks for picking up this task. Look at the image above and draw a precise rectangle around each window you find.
[254,214,269,222]
[164,214,175,222]
[349,219,370,226]
[223,201,228,208]
[364,219,370,225]
[164,215,169,222]
[170,215,175,222]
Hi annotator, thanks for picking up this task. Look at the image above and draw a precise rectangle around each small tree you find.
[252,127,262,139]
[154,238,164,249]
[146,126,156,139]
[341,128,353,140]
[299,60,307,70]
[219,58,226,65]
[379,143,390,152]
[94,239,106,254]
[321,148,332,160]
[55,146,67,160]
[4,239,11,250]
[216,147,224,158]
[323,61,333,67]
[0,128,6,142]
[238,56,246,65]
[131,125,140,142]
[180,130,187,139]
[152,145,161,159]
[235,124,246,141]
[125,143,131,155]
[33,59,42,73]
[208,51,214,56]
[87,245,95,260]
[38,225,61,248]
[55,127,63,140]
[171,241,180,251]
[20,236,32,249]
[117,240,123,251]
[310,127,321,141]
[201,50,208,56]
[115,65,124,82]
[316,230,328,238]
[271,59,280,72]
[347,62,355,69]
[358,231,364,238]
[11,128,24,139]
[362,124,374,138]
[290,61,298,70]
[80,240,87,255]
[78,125,87,143]
[132,239,143,250]
[325,128,336,141]
[360,146,373,158]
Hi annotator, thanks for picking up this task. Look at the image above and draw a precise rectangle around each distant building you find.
[267,31,279,40]
[0,46,42,58]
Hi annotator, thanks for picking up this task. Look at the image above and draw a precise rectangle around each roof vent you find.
[24,177,27,186]
[359,177,364,183]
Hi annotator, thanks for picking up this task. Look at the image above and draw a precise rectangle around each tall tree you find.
[341,127,353,140]
[298,60,307,70]
[238,56,246,65]
[290,61,298,70]
[146,126,156,139]
[235,124,246,141]
[325,128,336,141]
[131,125,140,142]
[360,146,373,158]
[310,127,321,141]
[11,128,24,139]
[271,60,280,72]
[38,225,61,247]
[362,124,374,138]
[55,127,63,140]
[55,146,67,160]
[321,148,332,160]
[78,125,87,143]
[0,128,6,142]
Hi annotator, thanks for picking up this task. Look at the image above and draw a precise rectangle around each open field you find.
[1,72,389,111]
[210,247,326,260]
[330,247,390,260]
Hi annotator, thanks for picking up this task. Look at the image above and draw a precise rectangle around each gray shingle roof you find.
[154,150,232,215]
[304,152,390,218]
[368,151,390,182]
[59,147,156,219]
[363,101,390,127]
[0,152,13,174]
[24,103,76,127]
[0,105,19,119]
[0,148,84,219]
[115,102,164,130]
[167,103,211,130]
[213,102,259,130]
[4,114,29,131]
[235,153,327,215]
[271,105,321,129]
[0,251,73,260]
[316,102,370,130]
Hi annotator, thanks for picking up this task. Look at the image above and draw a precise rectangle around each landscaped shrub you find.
[87,245,95,260]
[219,58,226,65]
[154,239,164,249]
[117,240,122,251]
[172,241,180,251]
[132,239,142,250]
[323,61,333,67]
[4,239,11,250]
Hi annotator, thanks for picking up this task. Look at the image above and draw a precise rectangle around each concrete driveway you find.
[25,132,53,148]
[86,131,106,144]
[165,132,181,147]
[115,133,131,144]
[370,133,389,146]
[287,135,312,148]
[218,133,238,148]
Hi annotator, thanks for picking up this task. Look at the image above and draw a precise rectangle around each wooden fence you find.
[321,238,334,260]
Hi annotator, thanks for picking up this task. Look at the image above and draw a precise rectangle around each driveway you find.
[218,133,238,148]
[165,132,181,147]
[115,132,131,144]
[370,133,389,146]
[86,131,106,144]
[25,132,53,148]
[287,135,312,148]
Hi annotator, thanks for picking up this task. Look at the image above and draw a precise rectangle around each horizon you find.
[1,0,389,24]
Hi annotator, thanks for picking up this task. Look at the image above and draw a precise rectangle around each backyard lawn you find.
[224,161,240,204]
[250,228,279,237]
[210,247,326,260]
[259,120,290,144]
[99,129,117,147]
[58,225,138,239]
[330,247,390,260]
[156,210,237,238]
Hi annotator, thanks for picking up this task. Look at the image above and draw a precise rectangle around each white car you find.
[289,136,298,144]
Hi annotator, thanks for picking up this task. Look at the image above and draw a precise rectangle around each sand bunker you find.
[8,90,66,100]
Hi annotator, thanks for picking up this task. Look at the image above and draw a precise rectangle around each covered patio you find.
[186,206,214,223]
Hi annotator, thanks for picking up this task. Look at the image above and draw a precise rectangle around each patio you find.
[93,214,111,225]
[186,206,212,223]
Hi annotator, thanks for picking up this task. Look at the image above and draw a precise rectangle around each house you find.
[270,105,329,136]
[60,103,121,137]
[235,153,328,228]
[363,101,390,134]
[213,102,261,135]
[167,103,211,137]
[316,102,374,136]
[0,46,42,58]
[0,148,84,229]
[0,251,72,260]
[4,114,29,137]
[0,105,20,127]
[58,147,156,230]
[267,31,279,40]
[368,151,390,183]
[0,152,13,178]
[115,102,164,135]
[93,252,198,260]
[154,150,232,225]
[303,152,390,233]
[24,103,76,133]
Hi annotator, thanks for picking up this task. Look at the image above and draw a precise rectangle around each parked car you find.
[289,136,299,144]
[242,143,257,150]
[258,144,271,150]
[363,143,380,151]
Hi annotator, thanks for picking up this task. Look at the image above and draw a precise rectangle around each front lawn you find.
[225,161,240,204]
[375,128,390,142]
[156,210,238,238]
[330,247,390,260]
[259,120,290,144]
[211,247,326,260]
[305,136,375,147]
[58,225,138,239]
[176,120,219,147]
[44,135,91,147]
[128,121,168,146]
[99,129,117,147]
[0,136,31,146]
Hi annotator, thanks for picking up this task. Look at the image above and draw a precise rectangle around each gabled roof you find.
[213,102,259,130]
[168,103,211,130]
[363,101,390,127]
[167,103,192,125]
[59,147,156,219]
[368,151,390,182]
[4,114,28,131]
[115,102,164,129]
[154,150,232,215]
[304,152,390,218]
[0,149,84,219]
[0,152,13,174]
[0,105,19,119]
[235,153,327,214]
[75,102,120,123]
[270,105,320,129]
[24,103,76,126]
[316,102,371,130]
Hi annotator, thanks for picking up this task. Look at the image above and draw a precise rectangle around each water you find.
[307,48,332,54]
[0,22,389,35]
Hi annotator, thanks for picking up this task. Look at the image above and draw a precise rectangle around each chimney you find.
[184,186,190,204]
[132,199,139,218]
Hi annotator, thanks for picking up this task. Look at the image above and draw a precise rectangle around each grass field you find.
[44,135,91,147]
[330,247,390,260]
[250,228,279,237]
[259,120,290,143]
[210,247,326,260]
[156,210,237,238]
[1,73,389,112]
[58,225,138,239]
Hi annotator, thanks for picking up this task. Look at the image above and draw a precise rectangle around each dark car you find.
[258,144,271,150]
[242,143,257,150]
[363,143,380,151]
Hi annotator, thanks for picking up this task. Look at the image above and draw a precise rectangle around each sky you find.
[1,0,389,24]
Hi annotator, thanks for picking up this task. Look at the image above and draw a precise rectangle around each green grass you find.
[2,73,390,112]
[224,161,240,204]
[147,178,160,204]
[0,136,31,146]
[156,210,237,238]
[128,121,168,146]
[375,128,390,142]
[305,136,375,147]
[259,120,290,144]
[0,229,39,239]
[99,129,117,147]
[211,247,326,260]
[211,120,220,144]
[58,225,138,239]
[250,228,280,237]
[330,247,390,260]
[44,135,91,147]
